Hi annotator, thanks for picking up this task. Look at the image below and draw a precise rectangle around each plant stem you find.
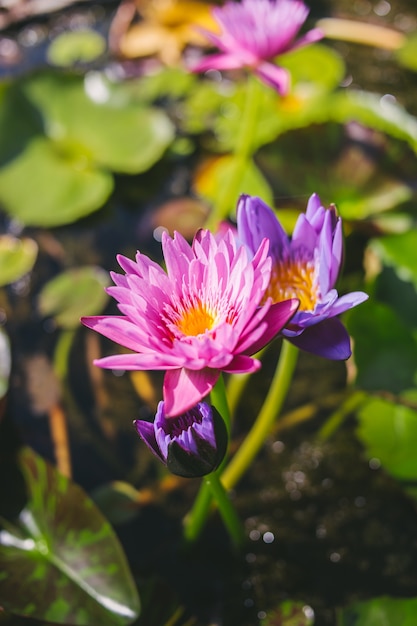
[226,347,266,418]
[205,74,263,229]
[221,340,299,491]
[316,389,367,442]
[183,375,236,543]
[205,472,245,549]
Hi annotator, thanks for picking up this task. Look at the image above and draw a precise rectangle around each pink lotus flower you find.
[191,0,323,94]
[81,229,298,416]
[237,194,369,359]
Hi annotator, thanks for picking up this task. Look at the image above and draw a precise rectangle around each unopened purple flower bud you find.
[134,401,228,478]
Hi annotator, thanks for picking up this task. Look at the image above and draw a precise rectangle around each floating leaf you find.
[0,236,38,286]
[91,482,141,525]
[371,230,417,290]
[331,90,417,154]
[338,595,417,626]
[356,395,417,497]
[47,30,106,67]
[281,43,345,92]
[0,447,140,624]
[0,136,113,227]
[23,73,174,174]
[38,266,110,329]
[345,299,417,394]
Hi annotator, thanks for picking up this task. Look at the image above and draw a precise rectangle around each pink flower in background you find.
[191,0,323,94]
[82,229,298,416]
[237,194,369,360]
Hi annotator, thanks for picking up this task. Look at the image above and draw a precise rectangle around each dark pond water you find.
[1,1,417,625]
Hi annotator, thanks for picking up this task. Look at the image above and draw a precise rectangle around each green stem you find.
[316,390,367,442]
[205,75,263,230]
[205,472,245,548]
[222,340,299,491]
[227,347,267,418]
[183,375,235,543]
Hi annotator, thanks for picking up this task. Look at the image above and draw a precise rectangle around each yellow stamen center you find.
[265,259,319,311]
[176,301,217,336]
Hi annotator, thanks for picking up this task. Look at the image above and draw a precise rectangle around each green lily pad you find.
[338,595,417,626]
[47,30,106,67]
[356,395,417,484]
[345,299,417,393]
[38,266,110,329]
[0,447,140,624]
[23,73,174,174]
[331,90,417,154]
[371,230,417,290]
[0,136,113,227]
[281,43,345,92]
[0,235,38,286]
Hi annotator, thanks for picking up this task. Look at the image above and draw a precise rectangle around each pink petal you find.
[255,62,290,95]
[163,368,219,417]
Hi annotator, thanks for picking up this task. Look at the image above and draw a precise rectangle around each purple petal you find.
[327,291,369,317]
[237,194,288,262]
[287,317,352,360]
[134,416,165,462]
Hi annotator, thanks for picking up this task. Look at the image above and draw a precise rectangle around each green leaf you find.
[0,136,113,227]
[281,43,345,92]
[345,300,417,393]
[0,83,43,166]
[23,73,174,173]
[38,266,110,329]
[0,447,140,625]
[338,595,417,626]
[47,30,106,67]
[0,235,38,286]
[356,395,417,488]
[371,231,417,290]
[396,32,417,72]
[331,90,417,153]
[260,600,315,625]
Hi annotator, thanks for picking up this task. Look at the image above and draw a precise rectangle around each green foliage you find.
[338,595,417,626]
[356,395,417,495]
[372,230,417,290]
[38,266,111,329]
[0,235,38,286]
[396,32,417,72]
[260,600,314,625]
[0,136,114,227]
[47,30,106,67]
[0,447,140,624]
[346,300,417,393]
[0,72,174,226]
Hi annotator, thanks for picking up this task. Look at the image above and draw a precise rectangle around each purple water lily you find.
[237,194,369,359]
[191,0,323,94]
[134,401,228,477]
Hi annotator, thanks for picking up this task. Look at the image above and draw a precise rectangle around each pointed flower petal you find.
[235,193,368,360]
